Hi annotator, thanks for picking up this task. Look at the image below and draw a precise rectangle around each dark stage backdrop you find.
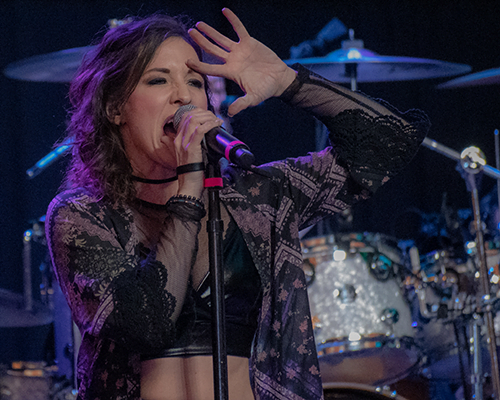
[1,0,499,296]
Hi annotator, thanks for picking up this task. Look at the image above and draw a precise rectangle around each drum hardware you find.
[420,138,500,399]
[285,28,471,91]
[472,314,484,400]
[2,217,79,394]
[462,146,500,400]
[437,66,500,89]
[22,228,34,313]
[366,252,397,282]
[19,216,53,320]
[380,308,400,327]
[323,382,415,400]
[3,19,132,83]
[336,284,357,304]
[423,138,500,181]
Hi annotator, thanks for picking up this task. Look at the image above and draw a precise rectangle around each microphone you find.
[173,105,255,169]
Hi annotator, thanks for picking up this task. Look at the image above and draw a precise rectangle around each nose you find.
[172,82,191,105]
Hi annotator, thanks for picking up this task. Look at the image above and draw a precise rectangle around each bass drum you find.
[301,233,420,386]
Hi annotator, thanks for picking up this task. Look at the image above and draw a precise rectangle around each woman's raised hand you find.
[187,8,296,117]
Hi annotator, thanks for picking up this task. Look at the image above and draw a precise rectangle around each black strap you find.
[131,175,178,184]
[176,162,205,175]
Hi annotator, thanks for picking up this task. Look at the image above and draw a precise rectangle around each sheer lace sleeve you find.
[45,189,203,353]
[280,63,430,192]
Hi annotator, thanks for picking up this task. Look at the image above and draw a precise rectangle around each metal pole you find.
[472,316,484,400]
[494,130,500,228]
[206,161,228,400]
[22,229,33,312]
[466,169,500,400]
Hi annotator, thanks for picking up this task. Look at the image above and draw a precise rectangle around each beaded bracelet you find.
[166,194,204,211]
[176,162,205,175]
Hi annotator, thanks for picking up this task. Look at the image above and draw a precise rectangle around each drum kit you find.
[2,21,500,400]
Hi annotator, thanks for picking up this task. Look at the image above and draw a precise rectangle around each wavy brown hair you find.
[63,13,213,205]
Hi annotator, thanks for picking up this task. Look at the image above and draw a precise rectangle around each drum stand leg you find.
[472,317,484,400]
[453,319,472,400]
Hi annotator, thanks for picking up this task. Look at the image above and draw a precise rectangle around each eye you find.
[189,79,204,89]
[148,77,167,85]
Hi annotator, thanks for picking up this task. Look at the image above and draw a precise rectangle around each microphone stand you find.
[205,157,229,400]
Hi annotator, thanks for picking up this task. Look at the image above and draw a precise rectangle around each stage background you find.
[0,0,499,347]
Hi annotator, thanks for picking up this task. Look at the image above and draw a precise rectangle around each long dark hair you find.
[64,13,212,205]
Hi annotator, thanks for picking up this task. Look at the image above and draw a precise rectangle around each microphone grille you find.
[173,104,197,131]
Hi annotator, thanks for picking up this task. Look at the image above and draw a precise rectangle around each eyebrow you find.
[143,67,201,76]
[144,67,171,75]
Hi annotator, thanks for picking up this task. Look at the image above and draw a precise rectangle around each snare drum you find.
[301,233,419,386]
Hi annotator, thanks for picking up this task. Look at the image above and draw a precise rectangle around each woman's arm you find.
[45,190,203,352]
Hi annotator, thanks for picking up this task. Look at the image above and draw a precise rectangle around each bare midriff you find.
[141,355,254,400]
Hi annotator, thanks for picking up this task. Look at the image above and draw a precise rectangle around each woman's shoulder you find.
[48,187,102,213]
[46,187,135,247]
[47,187,128,221]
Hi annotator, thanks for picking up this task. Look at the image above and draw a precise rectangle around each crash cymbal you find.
[3,46,95,83]
[0,289,52,328]
[285,47,471,83]
[437,67,500,88]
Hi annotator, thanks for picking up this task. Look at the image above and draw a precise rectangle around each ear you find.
[113,112,122,126]
[106,103,123,125]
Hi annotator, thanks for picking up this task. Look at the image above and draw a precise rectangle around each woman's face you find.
[116,36,208,178]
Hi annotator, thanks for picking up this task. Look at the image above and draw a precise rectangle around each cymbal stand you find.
[461,148,500,400]
[422,137,500,400]
[22,229,33,312]
[342,29,363,92]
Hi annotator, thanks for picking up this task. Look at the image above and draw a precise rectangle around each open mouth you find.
[163,122,175,135]
[163,117,176,136]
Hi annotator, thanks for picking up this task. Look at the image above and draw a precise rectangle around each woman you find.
[45,7,430,400]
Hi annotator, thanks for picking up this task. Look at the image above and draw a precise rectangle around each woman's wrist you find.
[166,194,206,221]
[274,67,298,97]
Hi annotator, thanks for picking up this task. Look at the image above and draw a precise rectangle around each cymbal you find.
[437,66,500,89]
[285,47,472,83]
[0,289,53,328]
[3,46,95,83]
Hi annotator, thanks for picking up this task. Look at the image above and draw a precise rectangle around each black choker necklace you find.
[132,175,178,184]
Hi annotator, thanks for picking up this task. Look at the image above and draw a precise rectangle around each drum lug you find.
[380,307,400,325]
[337,284,357,303]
